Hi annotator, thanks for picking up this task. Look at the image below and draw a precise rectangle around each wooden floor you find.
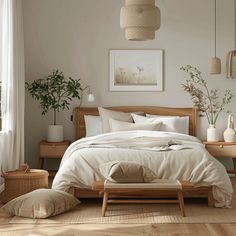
[1,202,236,236]
[0,221,236,236]
[0,177,235,236]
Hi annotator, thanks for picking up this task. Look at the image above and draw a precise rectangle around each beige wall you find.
[23,0,235,169]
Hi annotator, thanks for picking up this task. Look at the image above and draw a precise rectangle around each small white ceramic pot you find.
[47,125,63,142]
[207,124,219,142]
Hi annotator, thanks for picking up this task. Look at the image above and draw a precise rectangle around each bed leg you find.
[208,188,214,207]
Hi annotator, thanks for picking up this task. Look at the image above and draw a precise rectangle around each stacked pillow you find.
[98,107,134,132]
[84,115,102,137]
[84,107,189,136]
[109,118,162,132]
[131,113,189,135]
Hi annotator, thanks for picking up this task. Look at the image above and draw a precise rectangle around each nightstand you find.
[38,140,70,176]
[203,141,236,175]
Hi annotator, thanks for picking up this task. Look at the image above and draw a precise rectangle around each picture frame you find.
[109,49,163,91]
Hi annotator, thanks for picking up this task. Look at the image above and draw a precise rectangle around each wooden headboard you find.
[74,106,198,139]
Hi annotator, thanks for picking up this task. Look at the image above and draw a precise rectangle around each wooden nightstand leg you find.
[102,192,109,217]
[38,158,44,169]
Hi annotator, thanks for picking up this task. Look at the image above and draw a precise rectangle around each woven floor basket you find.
[1,169,49,203]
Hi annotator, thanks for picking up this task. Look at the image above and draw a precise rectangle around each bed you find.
[52,106,233,208]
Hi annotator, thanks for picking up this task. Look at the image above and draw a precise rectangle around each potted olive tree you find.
[26,70,82,142]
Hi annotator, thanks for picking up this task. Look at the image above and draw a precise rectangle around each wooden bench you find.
[92,180,193,217]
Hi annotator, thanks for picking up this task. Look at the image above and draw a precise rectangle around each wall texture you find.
[23,0,235,169]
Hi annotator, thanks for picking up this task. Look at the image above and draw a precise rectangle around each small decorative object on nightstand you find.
[203,141,236,175]
[223,114,236,142]
[1,169,49,203]
[207,125,219,142]
[181,65,235,142]
[39,140,70,176]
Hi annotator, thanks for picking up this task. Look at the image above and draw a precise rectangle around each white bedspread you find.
[52,131,233,208]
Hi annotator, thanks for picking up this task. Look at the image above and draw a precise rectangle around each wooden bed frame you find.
[72,106,213,206]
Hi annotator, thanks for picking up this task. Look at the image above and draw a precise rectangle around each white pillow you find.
[109,118,162,132]
[98,107,133,133]
[1,189,80,219]
[131,113,189,134]
[146,114,179,118]
[84,115,103,137]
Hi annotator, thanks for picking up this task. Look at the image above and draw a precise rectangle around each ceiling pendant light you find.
[226,0,236,79]
[120,0,161,41]
[210,0,221,74]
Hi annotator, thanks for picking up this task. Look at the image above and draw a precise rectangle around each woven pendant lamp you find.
[120,0,161,41]
[226,0,236,79]
[210,0,221,74]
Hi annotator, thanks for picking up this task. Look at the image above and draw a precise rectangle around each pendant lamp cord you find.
[214,0,217,57]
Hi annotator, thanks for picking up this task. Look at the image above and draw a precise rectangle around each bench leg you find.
[102,192,109,217]
[178,191,186,217]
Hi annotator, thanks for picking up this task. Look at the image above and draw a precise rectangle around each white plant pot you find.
[207,124,219,142]
[47,125,64,142]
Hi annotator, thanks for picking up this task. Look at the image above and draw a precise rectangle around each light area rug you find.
[9,178,236,224]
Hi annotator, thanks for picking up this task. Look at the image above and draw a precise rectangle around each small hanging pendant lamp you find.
[210,0,221,74]
[120,0,161,41]
[226,0,236,79]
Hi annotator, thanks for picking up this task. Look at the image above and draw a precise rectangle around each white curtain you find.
[0,0,25,187]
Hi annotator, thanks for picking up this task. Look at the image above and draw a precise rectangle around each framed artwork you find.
[109,49,163,91]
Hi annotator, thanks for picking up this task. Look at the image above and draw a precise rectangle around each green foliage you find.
[181,65,235,125]
[25,70,82,125]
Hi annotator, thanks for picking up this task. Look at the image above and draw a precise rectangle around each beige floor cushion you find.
[1,188,80,219]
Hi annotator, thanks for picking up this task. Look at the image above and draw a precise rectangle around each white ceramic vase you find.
[207,124,219,142]
[47,125,64,142]
[223,114,236,142]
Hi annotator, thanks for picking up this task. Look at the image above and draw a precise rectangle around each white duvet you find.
[52,130,233,208]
